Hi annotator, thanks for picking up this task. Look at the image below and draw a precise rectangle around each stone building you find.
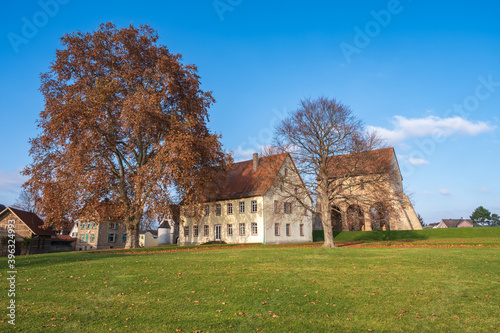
[316,147,422,232]
[180,153,313,245]
[0,207,53,255]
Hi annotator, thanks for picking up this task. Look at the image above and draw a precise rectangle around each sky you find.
[0,0,499,224]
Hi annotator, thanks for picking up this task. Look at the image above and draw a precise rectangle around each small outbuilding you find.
[0,207,54,255]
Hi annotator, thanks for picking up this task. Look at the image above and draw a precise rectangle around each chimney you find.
[253,153,259,172]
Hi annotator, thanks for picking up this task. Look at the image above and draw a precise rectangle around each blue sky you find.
[1,0,499,223]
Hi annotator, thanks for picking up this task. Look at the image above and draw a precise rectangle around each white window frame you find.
[251,200,257,213]
[251,222,258,235]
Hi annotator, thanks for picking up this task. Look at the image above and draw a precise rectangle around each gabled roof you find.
[216,153,288,201]
[440,219,479,228]
[2,207,54,236]
[326,147,394,178]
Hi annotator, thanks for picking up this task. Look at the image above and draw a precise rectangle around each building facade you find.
[316,147,422,232]
[75,221,127,250]
[0,207,53,255]
[139,230,158,247]
[180,153,313,245]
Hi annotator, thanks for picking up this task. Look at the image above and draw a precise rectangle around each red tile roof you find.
[216,153,288,200]
[51,235,77,242]
[7,207,55,236]
[327,147,394,178]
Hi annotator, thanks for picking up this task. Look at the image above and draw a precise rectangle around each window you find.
[204,225,209,237]
[284,202,292,214]
[93,222,97,229]
[304,207,308,216]
[82,222,86,229]
[280,185,283,192]
[227,203,233,215]
[108,233,116,242]
[274,200,279,214]
[85,234,89,242]
[109,222,117,229]
[205,205,209,216]
[184,226,189,237]
[216,204,222,216]
[284,168,288,176]
[251,223,258,235]
[122,234,127,243]
[239,202,245,214]
[360,179,365,190]
[251,200,257,213]
[227,224,233,236]
[239,223,245,236]
[274,223,280,236]
[193,225,199,237]
[90,234,95,242]
[80,235,84,242]
[286,224,291,236]
[300,224,304,236]
[294,187,298,194]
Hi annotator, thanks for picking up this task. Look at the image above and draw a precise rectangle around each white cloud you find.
[232,146,255,162]
[439,188,451,196]
[480,187,490,193]
[367,115,496,144]
[420,190,433,195]
[407,158,430,165]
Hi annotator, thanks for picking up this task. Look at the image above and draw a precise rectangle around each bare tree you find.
[272,97,396,247]
[12,188,38,213]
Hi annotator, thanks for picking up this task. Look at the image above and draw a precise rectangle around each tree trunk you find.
[318,171,337,248]
[125,215,140,248]
[321,202,337,247]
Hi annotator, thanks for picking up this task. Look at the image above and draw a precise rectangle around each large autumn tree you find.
[272,97,394,247]
[23,23,231,248]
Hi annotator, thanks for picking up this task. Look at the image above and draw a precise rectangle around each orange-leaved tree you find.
[23,22,231,248]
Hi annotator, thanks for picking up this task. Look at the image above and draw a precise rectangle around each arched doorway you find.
[331,206,343,232]
[346,205,365,231]
[370,202,389,231]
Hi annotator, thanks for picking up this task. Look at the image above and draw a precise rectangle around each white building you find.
[180,153,313,245]
[139,230,158,247]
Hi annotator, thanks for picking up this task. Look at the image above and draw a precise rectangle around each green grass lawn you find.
[1,239,499,332]
[314,226,500,243]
